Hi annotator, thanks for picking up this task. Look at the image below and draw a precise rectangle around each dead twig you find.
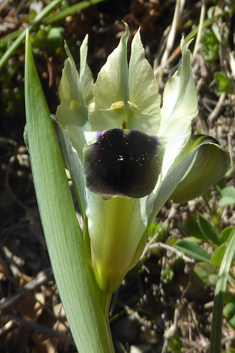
[1,314,74,344]
[141,204,178,259]
[208,93,226,127]
[192,0,206,61]
[0,267,53,312]
[148,243,195,263]
[162,302,180,353]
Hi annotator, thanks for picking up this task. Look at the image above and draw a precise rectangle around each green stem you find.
[101,291,115,353]
[101,292,113,320]
[202,195,214,217]
[185,18,211,44]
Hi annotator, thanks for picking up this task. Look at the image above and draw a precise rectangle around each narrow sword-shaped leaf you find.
[210,230,235,353]
[25,31,114,353]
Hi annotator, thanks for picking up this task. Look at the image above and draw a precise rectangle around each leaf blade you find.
[210,230,235,353]
[198,213,221,246]
[25,31,114,353]
[175,240,211,262]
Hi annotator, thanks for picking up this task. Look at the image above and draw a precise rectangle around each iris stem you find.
[100,291,115,353]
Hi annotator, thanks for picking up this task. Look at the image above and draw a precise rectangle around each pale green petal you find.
[56,121,87,218]
[170,135,231,203]
[89,25,129,130]
[158,38,198,179]
[128,29,161,135]
[86,190,147,294]
[89,102,127,130]
[147,135,230,224]
[56,43,91,159]
[80,35,94,107]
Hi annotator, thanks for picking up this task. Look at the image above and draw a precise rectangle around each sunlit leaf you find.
[198,213,221,246]
[175,240,211,262]
[221,227,234,243]
[210,244,226,267]
[219,186,235,207]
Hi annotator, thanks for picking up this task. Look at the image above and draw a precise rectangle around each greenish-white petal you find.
[128,29,161,135]
[80,35,94,108]
[147,135,230,224]
[86,190,147,294]
[56,43,90,159]
[56,121,87,219]
[89,25,129,130]
[158,38,198,179]
[89,102,128,131]
[170,135,231,203]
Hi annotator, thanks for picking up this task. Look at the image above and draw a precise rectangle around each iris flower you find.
[54,24,230,311]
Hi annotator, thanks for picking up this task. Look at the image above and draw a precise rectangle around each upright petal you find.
[79,35,94,108]
[56,43,90,160]
[89,25,129,130]
[128,29,161,135]
[158,39,198,179]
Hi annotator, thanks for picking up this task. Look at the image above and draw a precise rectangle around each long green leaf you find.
[25,31,114,353]
[210,229,235,353]
[44,0,106,24]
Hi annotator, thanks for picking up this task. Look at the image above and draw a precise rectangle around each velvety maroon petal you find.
[84,129,162,198]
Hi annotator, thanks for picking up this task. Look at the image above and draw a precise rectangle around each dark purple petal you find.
[84,129,162,198]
